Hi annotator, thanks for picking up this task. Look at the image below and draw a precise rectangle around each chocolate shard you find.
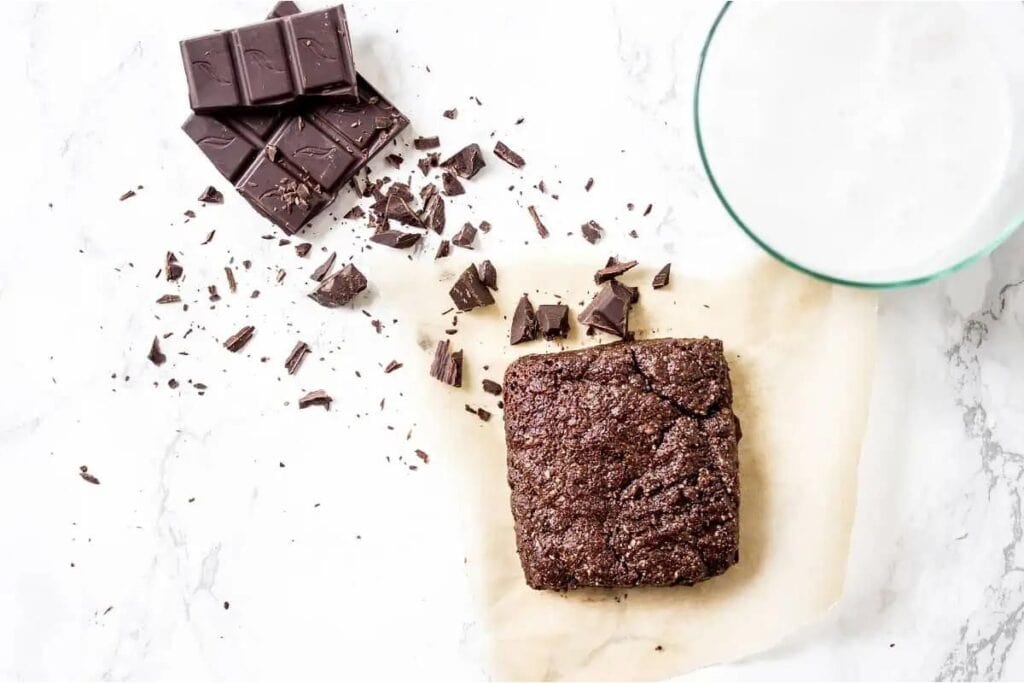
[482,379,502,395]
[578,282,631,338]
[201,230,216,245]
[449,265,495,312]
[224,325,255,352]
[536,304,570,339]
[308,263,367,307]
[434,239,451,259]
[581,220,603,244]
[310,251,336,281]
[414,136,441,150]
[421,194,446,234]
[420,183,438,202]
[452,222,477,249]
[374,193,423,228]
[298,389,332,410]
[594,257,638,284]
[284,341,311,375]
[384,360,403,373]
[441,172,465,196]
[165,252,183,281]
[477,260,497,290]
[369,229,421,249]
[527,205,549,238]
[493,141,525,168]
[652,263,671,289]
[148,337,167,366]
[510,294,540,345]
[443,108,458,119]
[441,144,486,179]
[156,294,181,304]
[295,242,312,257]
[198,186,224,203]
[344,205,366,220]
[429,340,463,387]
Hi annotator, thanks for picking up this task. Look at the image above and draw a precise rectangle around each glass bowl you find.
[694,1,1024,287]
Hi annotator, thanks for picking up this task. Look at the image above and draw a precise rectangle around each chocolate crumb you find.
[295,242,312,257]
[119,190,136,201]
[223,325,255,352]
[479,220,491,233]
[79,468,101,485]
[385,153,403,169]
[148,337,166,366]
[443,108,458,119]
[585,178,594,191]
[477,408,492,422]
[415,449,430,463]
[184,209,196,219]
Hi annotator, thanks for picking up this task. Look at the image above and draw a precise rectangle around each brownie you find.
[502,337,741,590]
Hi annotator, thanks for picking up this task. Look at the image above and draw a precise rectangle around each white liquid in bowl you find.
[698,2,1020,283]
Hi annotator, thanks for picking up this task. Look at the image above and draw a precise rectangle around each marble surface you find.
[3,1,1024,680]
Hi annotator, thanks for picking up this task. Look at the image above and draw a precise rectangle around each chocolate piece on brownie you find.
[502,337,740,590]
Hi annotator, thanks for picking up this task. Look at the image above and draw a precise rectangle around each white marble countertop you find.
[3,1,1024,680]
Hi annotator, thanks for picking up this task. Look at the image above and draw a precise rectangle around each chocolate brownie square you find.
[503,338,741,590]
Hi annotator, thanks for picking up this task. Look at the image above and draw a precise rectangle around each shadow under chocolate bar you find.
[183,76,408,234]
[180,4,358,112]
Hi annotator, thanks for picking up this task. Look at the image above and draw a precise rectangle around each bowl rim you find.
[693,1,1024,289]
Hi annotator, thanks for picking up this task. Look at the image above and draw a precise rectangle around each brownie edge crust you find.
[502,338,741,590]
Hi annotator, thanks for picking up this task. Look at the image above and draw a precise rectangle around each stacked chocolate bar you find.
[179,2,409,234]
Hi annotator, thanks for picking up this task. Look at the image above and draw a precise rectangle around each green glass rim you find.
[693,1,1024,289]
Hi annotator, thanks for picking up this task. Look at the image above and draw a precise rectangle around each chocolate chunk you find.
[449,265,495,312]
[369,229,421,249]
[165,252,183,281]
[477,260,497,290]
[536,304,570,339]
[443,108,458,119]
[414,136,440,150]
[415,449,430,463]
[527,206,548,238]
[441,143,485,179]
[452,222,477,248]
[493,141,525,168]
[385,153,403,169]
[510,294,540,345]
[652,263,671,289]
[308,263,367,307]
[581,220,603,244]
[148,337,166,366]
[310,251,336,281]
[374,192,422,228]
[184,209,197,219]
[284,341,310,375]
[384,360,402,373]
[595,257,638,284]
[435,239,451,259]
[344,205,366,220]
[298,389,332,410]
[224,267,237,293]
[119,190,136,201]
[198,186,224,203]
[578,283,631,338]
[156,294,181,304]
[441,172,465,196]
[482,379,502,395]
[295,242,312,257]
[224,325,255,352]
[421,194,446,234]
[477,407,492,422]
[429,340,463,387]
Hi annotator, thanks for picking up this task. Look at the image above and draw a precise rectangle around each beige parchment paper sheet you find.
[399,256,877,681]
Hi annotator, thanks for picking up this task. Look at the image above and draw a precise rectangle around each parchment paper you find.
[400,256,877,681]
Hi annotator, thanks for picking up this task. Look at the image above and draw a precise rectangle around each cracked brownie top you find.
[503,338,741,590]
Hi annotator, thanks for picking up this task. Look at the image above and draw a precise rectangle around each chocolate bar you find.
[180,4,358,112]
[183,77,408,234]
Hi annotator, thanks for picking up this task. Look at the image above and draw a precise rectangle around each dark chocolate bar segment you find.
[180,5,358,112]
[182,76,408,234]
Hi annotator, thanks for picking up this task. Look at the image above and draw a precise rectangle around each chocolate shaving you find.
[482,379,502,395]
[477,260,497,290]
[156,294,181,304]
[369,229,421,249]
[594,257,638,284]
[441,144,486,179]
[449,265,495,312]
[165,252,183,281]
[384,360,403,373]
[224,267,237,293]
[198,186,223,203]
[493,141,525,168]
[510,294,540,345]
[644,204,653,217]
[435,240,451,259]
[295,242,312,257]
[452,223,477,248]
[441,172,465,196]
[581,220,603,244]
[200,230,216,245]
[414,136,441,150]
[652,263,671,289]
[536,304,570,339]
[284,341,310,375]
[298,389,332,410]
[308,263,368,307]
[310,252,336,282]
[527,206,549,238]
[223,325,255,352]
[148,337,166,366]
[429,340,462,387]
